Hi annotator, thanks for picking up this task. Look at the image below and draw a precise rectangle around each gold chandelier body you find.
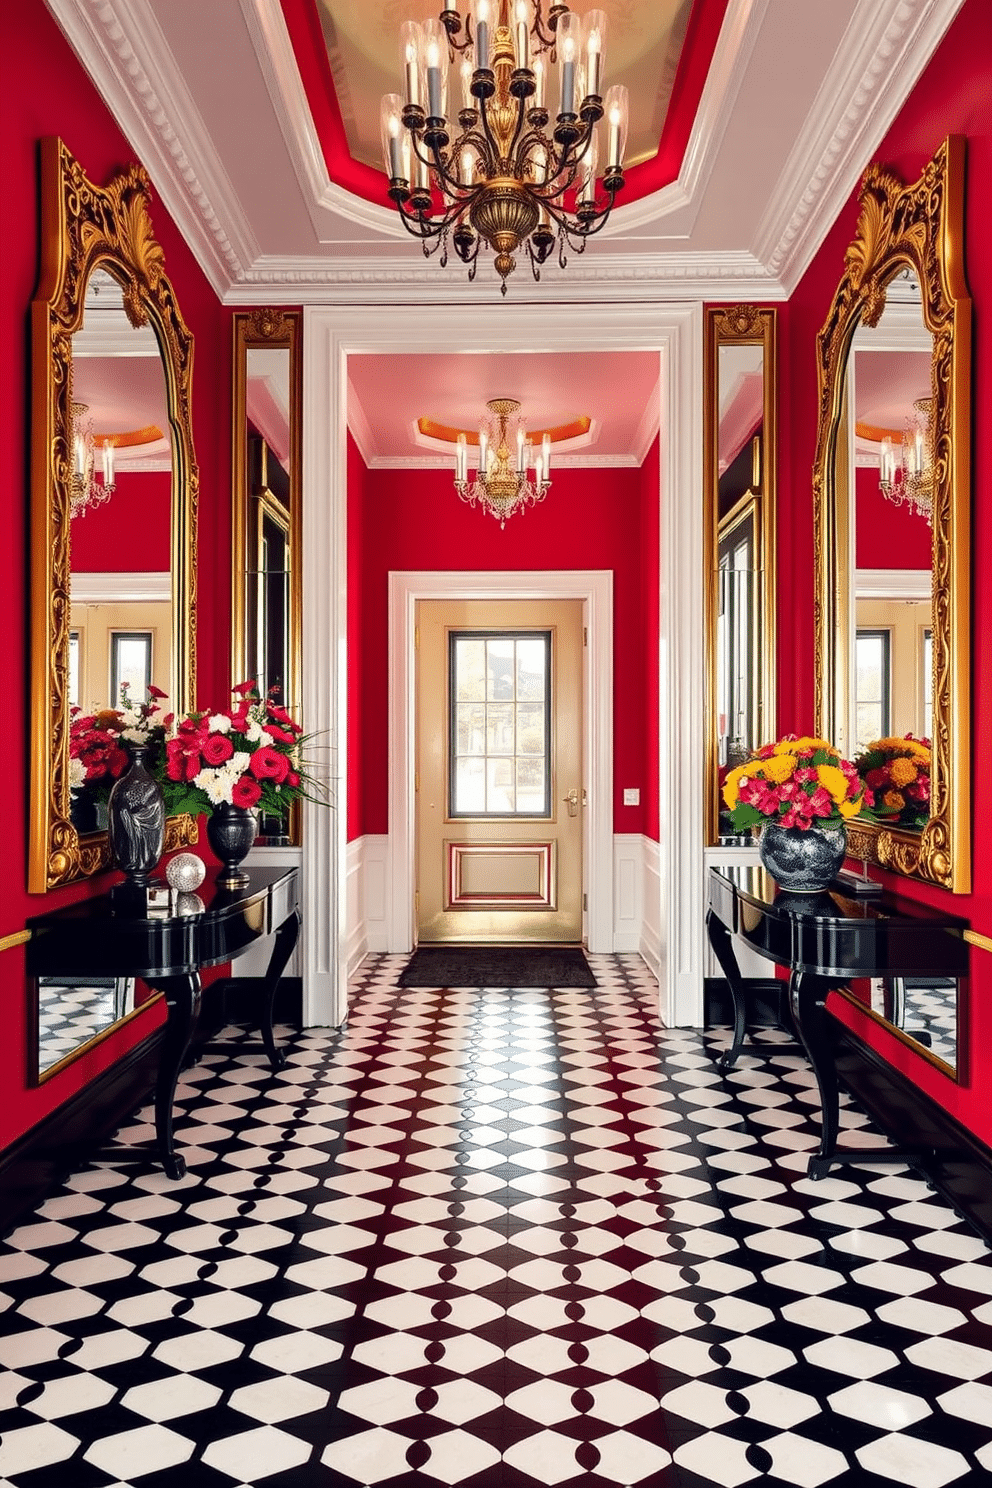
[381,1,629,291]
[879,396,934,524]
[455,398,551,526]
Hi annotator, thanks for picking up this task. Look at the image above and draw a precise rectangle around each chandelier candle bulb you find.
[515,0,529,68]
[479,430,489,471]
[423,21,447,118]
[542,431,551,470]
[400,22,422,108]
[460,146,475,185]
[516,425,527,473]
[102,441,115,488]
[474,0,491,70]
[460,54,474,109]
[585,12,606,97]
[533,53,546,109]
[604,84,628,169]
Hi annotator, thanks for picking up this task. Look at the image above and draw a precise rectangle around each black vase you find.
[107,743,165,888]
[206,804,258,889]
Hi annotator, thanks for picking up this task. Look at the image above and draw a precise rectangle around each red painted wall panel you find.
[779,0,992,1143]
[1,5,233,1150]
[855,468,933,570]
[639,437,661,843]
[70,471,172,573]
[349,457,658,843]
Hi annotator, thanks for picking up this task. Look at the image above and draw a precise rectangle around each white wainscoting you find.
[349,832,664,981]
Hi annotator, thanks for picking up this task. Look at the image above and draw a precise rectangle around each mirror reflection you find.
[68,268,174,835]
[834,270,933,838]
[840,975,959,1078]
[34,976,156,1081]
[245,346,292,705]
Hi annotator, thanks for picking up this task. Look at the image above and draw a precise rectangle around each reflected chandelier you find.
[879,396,933,524]
[70,402,116,518]
[380,0,629,293]
[454,398,551,526]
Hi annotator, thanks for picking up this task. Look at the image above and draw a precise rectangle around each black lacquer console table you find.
[707,865,968,1178]
[27,867,300,1179]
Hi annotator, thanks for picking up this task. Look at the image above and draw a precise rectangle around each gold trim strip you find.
[964,929,992,954]
[0,930,31,953]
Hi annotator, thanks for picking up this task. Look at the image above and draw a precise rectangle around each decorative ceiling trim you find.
[221,250,781,305]
[363,453,642,472]
[71,570,171,603]
[46,0,260,296]
[855,567,932,601]
[756,0,964,294]
[239,0,404,241]
[631,374,663,466]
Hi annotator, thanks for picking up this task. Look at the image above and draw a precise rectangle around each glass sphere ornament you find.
[165,852,207,893]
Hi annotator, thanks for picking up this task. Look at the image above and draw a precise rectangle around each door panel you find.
[417,599,583,943]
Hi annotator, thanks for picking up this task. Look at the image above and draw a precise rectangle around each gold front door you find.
[416,599,584,943]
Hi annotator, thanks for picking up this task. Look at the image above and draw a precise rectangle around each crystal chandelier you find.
[879,396,933,524]
[454,398,551,526]
[380,1,629,293]
[70,402,116,518]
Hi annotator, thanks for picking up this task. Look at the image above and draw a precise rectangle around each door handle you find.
[563,787,586,817]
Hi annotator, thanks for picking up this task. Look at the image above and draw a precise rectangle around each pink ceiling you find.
[70,357,171,462]
[854,349,932,431]
[347,349,660,461]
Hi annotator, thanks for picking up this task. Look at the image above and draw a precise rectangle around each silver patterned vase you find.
[758,822,846,893]
[206,804,258,889]
[107,743,165,888]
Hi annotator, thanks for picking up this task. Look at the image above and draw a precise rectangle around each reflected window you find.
[449,631,550,816]
[111,631,152,704]
[855,629,890,748]
[923,628,933,739]
[69,631,80,708]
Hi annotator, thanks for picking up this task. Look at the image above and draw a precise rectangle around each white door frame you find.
[389,571,613,955]
[302,301,705,1031]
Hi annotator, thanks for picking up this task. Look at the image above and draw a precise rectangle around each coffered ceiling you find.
[48,0,963,305]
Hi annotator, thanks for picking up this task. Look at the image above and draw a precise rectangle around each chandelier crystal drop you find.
[455,398,551,526]
[70,402,116,518]
[381,0,629,293]
[878,396,933,524]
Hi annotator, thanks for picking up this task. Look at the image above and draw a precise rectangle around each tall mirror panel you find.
[232,311,302,843]
[704,307,777,845]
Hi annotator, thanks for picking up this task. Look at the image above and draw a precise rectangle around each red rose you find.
[201,733,234,765]
[265,724,297,745]
[232,776,262,808]
[249,746,289,782]
[148,684,168,699]
[231,679,257,697]
[287,770,300,788]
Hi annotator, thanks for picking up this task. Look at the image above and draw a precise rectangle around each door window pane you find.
[69,632,80,709]
[450,631,551,816]
[855,630,890,751]
[923,629,933,739]
[111,632,152,706]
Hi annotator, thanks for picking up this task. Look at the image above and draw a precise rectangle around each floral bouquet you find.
[69,684,169,804]
[722,735,874,832]
[854,735,930,830]
[162,681,323,819]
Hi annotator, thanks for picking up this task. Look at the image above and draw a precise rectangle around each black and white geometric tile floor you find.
[1,952,991,1488]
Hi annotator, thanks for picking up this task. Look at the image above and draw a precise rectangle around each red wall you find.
[70,471,172,572]
[855,468,933,570]
[1,5,234,1151]
[779,0,992,1143]
[348,452,660,843]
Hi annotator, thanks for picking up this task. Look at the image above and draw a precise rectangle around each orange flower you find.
[816,764,850,803]
[759,754,796,783]
[889,758,918,787]
[883,789,906,811]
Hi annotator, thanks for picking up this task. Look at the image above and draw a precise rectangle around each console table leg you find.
[707,908,747,1070]
[259,908,301,1073]
[154,973,201,1180]
[789,971,840,1178]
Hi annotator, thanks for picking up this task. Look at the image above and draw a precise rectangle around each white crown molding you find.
[852,300,933,350]
[240,0,405,242]
[71,317,160,358]
[756,0,965,295]
[631,373,662,466]
[346,380,377,468]
[856,567,932,600]
[222,249,781,304]
[46,0,260,296]
[71,570,171,602]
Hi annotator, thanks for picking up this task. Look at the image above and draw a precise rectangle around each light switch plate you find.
[623,788,640,806]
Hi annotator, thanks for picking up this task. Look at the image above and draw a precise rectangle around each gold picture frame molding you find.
[28,138,198,893]
[813,136,971,893]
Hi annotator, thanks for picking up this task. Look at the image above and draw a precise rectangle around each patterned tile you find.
[0,952,990,1487]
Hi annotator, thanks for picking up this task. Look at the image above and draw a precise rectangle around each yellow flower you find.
[775,736,835,755]
[816,763,850,803]
[883,789,906,811]
[838,797,863,818]
[758,754,796,783]
[889,758,918,787]
[721,764,749,809]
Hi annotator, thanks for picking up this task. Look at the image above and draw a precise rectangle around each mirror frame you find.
[704,305,778,844]
[28,138,198,893]
[813,136,971,892]
[231,310,303,841]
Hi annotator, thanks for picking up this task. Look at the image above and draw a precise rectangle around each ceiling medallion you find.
[452,398,552,526]
[381,0,629,293]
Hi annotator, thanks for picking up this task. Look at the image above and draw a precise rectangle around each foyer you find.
[1,957,990,1488]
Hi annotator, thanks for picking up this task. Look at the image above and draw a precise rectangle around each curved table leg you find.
[789,970,840,1179]
[153,973,201,1180]
[707,907,747,1071]
[258,908,301,1072]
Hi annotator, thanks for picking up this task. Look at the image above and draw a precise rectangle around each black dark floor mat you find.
[398,944,597,987]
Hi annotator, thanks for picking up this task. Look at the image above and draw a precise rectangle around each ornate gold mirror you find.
[231,311,302,843]
[29,138,198,893]
[814,136,971,892]
[704,306,778,843]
